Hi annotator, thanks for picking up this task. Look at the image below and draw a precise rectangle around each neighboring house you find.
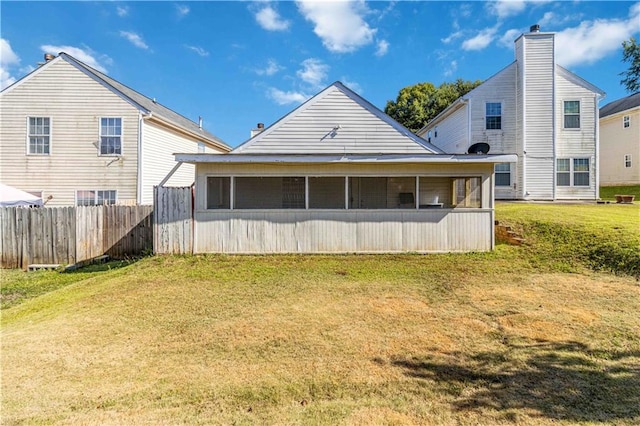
[171,82,516,254]
[417,25,605,200]
[0,53,230,207]
[599,92,640,185]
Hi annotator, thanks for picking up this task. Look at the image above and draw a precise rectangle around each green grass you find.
[600,184,640,201]
[1,203,639,425]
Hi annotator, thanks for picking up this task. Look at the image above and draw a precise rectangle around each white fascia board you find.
[174,153,518,165]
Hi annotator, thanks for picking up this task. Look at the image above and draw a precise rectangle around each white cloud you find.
[175,4,190,18]
[296,0,376,53]
[487,0,553,19]
[462,26,499,51]
[1,38,19,67]
[498,28,522,48]
[442,30,464,44]
[555,4,640,68]
[119,31,149,50]
[185,45,209,57]
[341,78,362,94]
[375,39,389,57]
[444,60,458,77]
[296,58,329,89]
[255,59,283,76]
[255,5,290,31]
[40,45,112,73]
[267,87,309,105]
[116,5,129,17]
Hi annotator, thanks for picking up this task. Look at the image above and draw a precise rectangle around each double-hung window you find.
[485,102,502,130]
[624,154,632,168]
[28,117,51,154]
[623,115,630,128]
[563,101,580,129]
[557,158,590,187]
[494,163,511,186]
[100,118,122,155]
[76,190,117,206]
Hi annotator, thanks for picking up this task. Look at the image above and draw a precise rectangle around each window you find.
[309,177,345,209]
[486,102,502,130]
[235,177,304,209]
[495,163,511,186]
[206,177,230,209]
[563,101,580,129]
[623,115,630,128]
[452,177,482,208]
[624,154,632,168]
[28,117,50,154]
[76,190,117,206]
[100,118,122,155]
[348,177,415,209]
[557,158,590,187]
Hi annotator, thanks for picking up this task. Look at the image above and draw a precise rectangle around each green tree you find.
[384,79,483,133]
[620,37,640,93]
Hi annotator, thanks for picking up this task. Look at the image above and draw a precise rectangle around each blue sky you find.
[2,1,639,147]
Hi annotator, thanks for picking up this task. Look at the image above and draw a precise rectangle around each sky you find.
[1,1,639,147]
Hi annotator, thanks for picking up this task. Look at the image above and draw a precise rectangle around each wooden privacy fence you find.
[0,205,153,269]
[154,186,193,255]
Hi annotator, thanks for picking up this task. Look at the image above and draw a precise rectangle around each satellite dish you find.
[468,142,490,154]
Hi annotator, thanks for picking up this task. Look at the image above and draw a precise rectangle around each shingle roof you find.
[59,53,229,150]
[599,92,640,118]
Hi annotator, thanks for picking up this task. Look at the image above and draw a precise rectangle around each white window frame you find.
[623,115,630,129]
[76,190,117,206]
[563,100,581,129]
[556,158,590,187]
[624,154,632,168]
[27,116,51,155]
[99,117,123,156]
[485,102,502,130]
[494,163,511,187]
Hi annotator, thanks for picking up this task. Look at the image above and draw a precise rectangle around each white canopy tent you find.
[0,184,43,207]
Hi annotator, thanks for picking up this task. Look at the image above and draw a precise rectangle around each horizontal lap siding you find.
[194,210,492,253]
[428,106,469,154]
[599,111,640,185]
[0,60,140,206]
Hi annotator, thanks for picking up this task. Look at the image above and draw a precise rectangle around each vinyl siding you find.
[0,59,139,206]
[236,88,432,154]
[426,104,468,154]
[140,120,225,204]
[599,109,640,185]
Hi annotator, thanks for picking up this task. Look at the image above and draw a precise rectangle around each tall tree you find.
[384,79,483,133]
[620,37,640,93]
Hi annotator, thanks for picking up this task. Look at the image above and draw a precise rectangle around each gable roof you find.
[1,53,230,151]
[556,65,605,98]
[599,92,640,118]
[232,81,443,155]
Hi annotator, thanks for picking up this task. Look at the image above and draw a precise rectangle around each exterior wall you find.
[599,108,640,185]
[426,104,468,154]
[140,120,225,205]
[0,59,140,206]
[235,88,432,154]
[555,72,599,199]
[192,162,495,253]
[519,33,555,200]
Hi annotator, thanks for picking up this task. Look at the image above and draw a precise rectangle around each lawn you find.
[599,184,640,201]
[1,203,639,425]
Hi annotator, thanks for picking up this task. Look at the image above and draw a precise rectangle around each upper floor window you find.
[563,101,580,129]
[557,158,590,187]
[28,117,50,155]
[623,115,630,128]
[494,163,511,186]
[76,190,117,206]
[624,154,632,168]
[486,102,502,130]
[100,118,122,155]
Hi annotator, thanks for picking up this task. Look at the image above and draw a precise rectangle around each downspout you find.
[137,112,144,204]
[552,38,557,201]
[467,98,472,150]
[595,95,601,200]
[521,41,527,200]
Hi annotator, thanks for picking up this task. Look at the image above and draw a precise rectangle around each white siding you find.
[141,120,225,205]
[0,59,139,206]
[236,87,432,154]
[599,109,640,185]
[427,104,469,154]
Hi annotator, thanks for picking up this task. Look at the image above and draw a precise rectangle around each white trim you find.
[26,116,52,156]
[137,113,143,204]
[175,153,518,164]
[624,154,632,168]
[98,117,123,156]
[623,115,630,128]
[562,99,581,130]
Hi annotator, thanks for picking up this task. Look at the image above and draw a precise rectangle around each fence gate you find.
[153,186,193,255]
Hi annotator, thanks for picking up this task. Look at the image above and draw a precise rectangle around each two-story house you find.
[417,25,605,200]
[0,53,230,206]
[599,92,640,186]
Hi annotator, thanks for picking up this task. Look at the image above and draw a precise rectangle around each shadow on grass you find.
[392,341,640,422]
[62,258,140,274]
